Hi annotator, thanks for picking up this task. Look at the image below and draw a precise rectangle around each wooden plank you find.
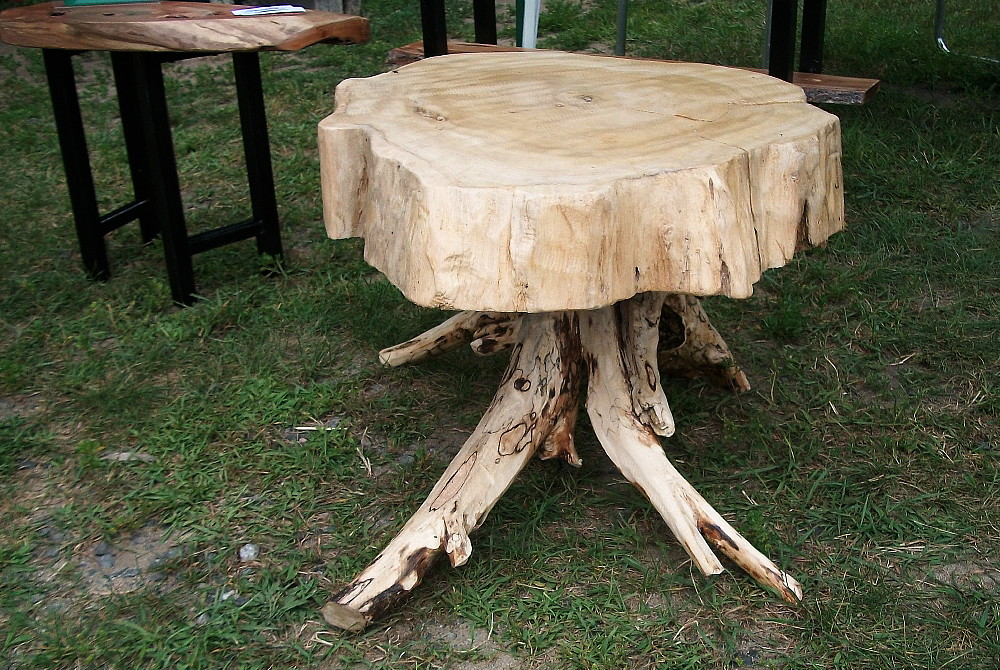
[0,1,369,52]
[387,40,879,105]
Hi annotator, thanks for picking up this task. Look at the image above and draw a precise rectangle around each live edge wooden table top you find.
[317,51,844,630]
[0,1,369,52]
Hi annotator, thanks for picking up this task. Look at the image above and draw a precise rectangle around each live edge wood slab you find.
[318,51,844,630]
[387,41,880,106]
[0,1,369,52]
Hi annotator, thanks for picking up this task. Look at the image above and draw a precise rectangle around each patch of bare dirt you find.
[29,511,187,600]
[925,561,1000,593]
[4,449,187,607]
[314,615,516,669]
[897,84,962,109]
[72,524,187,596]
[0,395,42,424]
[0,43,42,91]
[732,617,800,668]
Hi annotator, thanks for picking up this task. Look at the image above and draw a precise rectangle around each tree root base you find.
[324,292,800,630]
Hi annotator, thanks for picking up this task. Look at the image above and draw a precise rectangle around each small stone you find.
[195,613,210,626]
[37,525,68,543]
[370,513,395,533]
[97,554,116,569]
[41,547,60,559]
[149,547,183,569]
[17,459,38,470]
[93,541,113,556]
[220,589,238,601]
[112,568,140,579]
[146,572,165,583]
[238,543,259,562]
[45,598,70,613]
[100,451,155,463]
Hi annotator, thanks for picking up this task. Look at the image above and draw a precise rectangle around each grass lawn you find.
[1,0,998,668]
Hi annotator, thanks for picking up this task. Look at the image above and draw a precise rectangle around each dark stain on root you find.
[699,520,741,552]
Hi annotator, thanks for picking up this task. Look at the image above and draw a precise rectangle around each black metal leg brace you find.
[41,48,284,306]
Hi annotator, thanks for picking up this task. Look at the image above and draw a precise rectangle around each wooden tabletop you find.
[0,1,369,52]
[320,51,844,313]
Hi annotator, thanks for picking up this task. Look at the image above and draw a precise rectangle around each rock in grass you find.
[238,543,259,562]
[100,451,156,463]
[37,525,68,543]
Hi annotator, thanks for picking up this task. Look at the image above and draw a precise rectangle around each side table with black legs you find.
[0,1,369,304]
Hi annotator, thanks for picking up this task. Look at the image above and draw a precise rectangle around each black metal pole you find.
[42,49,110,280]
[232,51,282,262]
[615,0,628,56]
[136,54,196,305]
[420,0,448,57]
[766,0,798,82]
[798,0,826,74]
[110,52,157,243]
[472,0,497,45]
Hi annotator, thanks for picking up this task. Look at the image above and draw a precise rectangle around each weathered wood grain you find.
[386,40,880,105]
[321,51,843,312]
[0,1,369,52]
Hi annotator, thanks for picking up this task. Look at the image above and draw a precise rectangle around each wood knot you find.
[513,377,531,391]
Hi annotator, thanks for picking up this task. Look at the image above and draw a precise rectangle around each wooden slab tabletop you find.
[0,1,369,52]
[320,51,845,312]
[387,41,881,105]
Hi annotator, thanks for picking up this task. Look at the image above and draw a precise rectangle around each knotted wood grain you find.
[320,51,843,312]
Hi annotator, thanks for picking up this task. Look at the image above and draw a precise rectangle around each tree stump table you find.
[317,51,844,631]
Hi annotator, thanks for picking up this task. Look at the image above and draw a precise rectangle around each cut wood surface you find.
[321,51,844,312]
[0,1,369,52]
[386,40,881,105]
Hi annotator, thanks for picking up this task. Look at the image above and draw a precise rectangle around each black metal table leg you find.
[135,53,196,305]
[41,47,291,305]
[799,0,826,74]
[420,0,448,57]
[766,0,798,82]
[110,52,158,243]
[42,48,109,280]
[472,0,497,45]
[232,51,282,261]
